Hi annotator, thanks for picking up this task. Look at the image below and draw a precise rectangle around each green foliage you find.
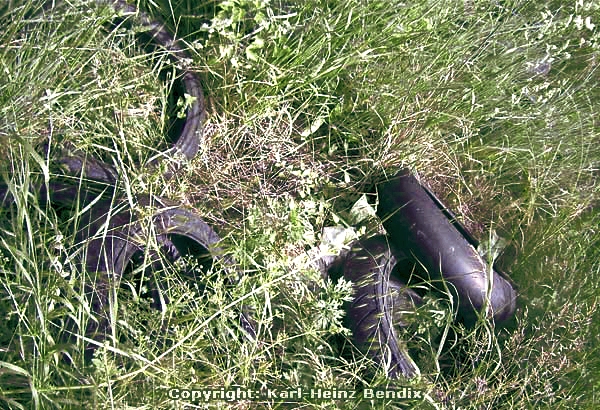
[1,0,599,408]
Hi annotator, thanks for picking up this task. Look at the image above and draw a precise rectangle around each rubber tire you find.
[377,169,517,324]
[341,234,422,379]
[1,182,256,357]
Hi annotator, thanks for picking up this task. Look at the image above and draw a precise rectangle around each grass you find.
[1,0,599,408]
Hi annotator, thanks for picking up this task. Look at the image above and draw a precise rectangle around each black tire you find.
[0,182,255,357]
[341,234,422,379]
[57,0,206,183]
[377,169,517,324]
[1,1,249,360]
[68,190,256,354]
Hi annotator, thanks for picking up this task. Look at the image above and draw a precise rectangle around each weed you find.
[0,0,599,408]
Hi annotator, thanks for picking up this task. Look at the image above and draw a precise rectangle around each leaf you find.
[348,194,377,225]
[0,360,30,377]
[477,230,508,263]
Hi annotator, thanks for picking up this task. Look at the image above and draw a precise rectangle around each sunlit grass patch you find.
[1,0,599,408]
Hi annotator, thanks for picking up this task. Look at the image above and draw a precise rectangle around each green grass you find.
[1,0,599,408]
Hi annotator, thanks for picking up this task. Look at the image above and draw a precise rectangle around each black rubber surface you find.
[2,2,520,379]
[0,0,252,357]
[58,0,206,184]
[0,182,255,355]
[377,169,517,324]
[341,234,422,379]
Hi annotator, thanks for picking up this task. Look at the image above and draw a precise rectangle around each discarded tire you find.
[58,0,206,184]
[0,1,250,360]
[1,0,522,384]
[341,235,422,379]
[377,169,517,324]
[0,182,255,356]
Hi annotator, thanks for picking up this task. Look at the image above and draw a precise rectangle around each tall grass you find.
[1,0,599,408]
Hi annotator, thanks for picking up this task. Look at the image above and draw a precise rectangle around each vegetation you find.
[0,0,598,408]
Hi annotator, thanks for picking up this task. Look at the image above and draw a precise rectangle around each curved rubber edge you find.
[376,169,517,324]
[56,0,206,183]
[342,234,421,379]
[1,182,256,353]
[107,0,206,163]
